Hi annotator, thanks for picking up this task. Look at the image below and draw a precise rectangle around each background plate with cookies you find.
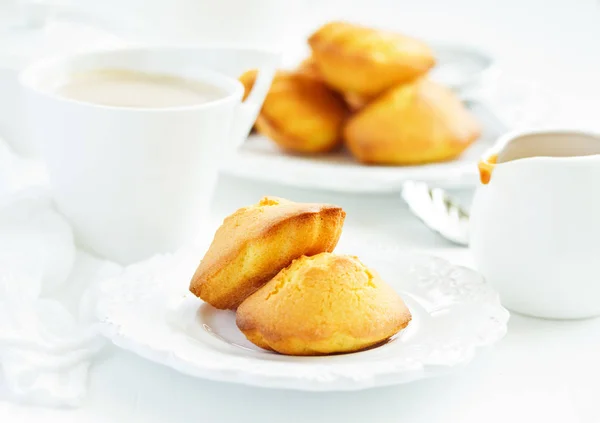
[221,22,506,193]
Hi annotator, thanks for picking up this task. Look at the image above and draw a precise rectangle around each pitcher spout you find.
[478,154,497,184]
[477,129,600,185]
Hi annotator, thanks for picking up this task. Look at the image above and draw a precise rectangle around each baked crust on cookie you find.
[189,197,346,310]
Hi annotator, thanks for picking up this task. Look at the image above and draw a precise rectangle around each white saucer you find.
[96,246,508,391]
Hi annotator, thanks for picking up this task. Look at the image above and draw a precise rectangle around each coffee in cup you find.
[56,68,226,108]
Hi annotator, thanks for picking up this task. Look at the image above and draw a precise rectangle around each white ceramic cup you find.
[20,46,279,264]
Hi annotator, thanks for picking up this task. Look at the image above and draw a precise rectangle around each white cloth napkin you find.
[0,138,122,407]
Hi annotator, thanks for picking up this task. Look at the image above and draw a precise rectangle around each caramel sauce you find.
[478,154,498,184]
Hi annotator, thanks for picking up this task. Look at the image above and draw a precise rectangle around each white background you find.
[1,0,600,422]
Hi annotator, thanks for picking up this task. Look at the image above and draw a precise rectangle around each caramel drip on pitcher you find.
[478,154,498,184]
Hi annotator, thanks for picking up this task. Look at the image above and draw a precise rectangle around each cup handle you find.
[229,62,278,149]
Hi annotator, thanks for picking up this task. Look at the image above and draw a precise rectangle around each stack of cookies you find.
[189,196,411,356]
[239,21,481,165]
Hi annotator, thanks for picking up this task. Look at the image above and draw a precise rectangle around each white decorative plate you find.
[221,102,507,193]
[96,247,509,391]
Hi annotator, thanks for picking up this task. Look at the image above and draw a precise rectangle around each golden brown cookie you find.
[308,21,435,97]
[189,197,346,310]
[344,78,481,165]
[256,71,348,154]
[237,252,411,355]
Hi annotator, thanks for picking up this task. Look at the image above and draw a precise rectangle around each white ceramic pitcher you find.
[470,130,600,319]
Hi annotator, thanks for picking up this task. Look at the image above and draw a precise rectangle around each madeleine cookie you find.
[239,69,348,147]
[344,78,481,165]
[255,71,348,154]
[237,253,411,355]
[308,21,435,97]
[189,197,345,310]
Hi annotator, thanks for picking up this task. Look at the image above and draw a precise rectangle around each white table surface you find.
[2,174,600,423]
